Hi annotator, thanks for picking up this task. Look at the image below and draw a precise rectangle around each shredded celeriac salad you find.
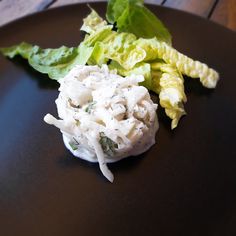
[44,65,158,182]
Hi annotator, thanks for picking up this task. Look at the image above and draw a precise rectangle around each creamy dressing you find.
[44,64,158,182]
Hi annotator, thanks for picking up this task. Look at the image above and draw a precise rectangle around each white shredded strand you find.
[89,135,114,183]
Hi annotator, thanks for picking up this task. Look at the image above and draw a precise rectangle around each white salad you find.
[44,65,158,182]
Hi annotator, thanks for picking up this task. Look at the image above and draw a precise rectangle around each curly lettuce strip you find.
[151,61,187,129]
[135,38,219,89]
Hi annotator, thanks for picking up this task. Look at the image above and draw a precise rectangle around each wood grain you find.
[0,0,235,31]
[164,0,217,17]
[50,0,104,8]
[211,0,236,31]
[50,0,163,8]
[145,0,164,4]
[0,0,53,26]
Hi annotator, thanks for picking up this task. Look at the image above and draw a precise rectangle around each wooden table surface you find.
[0,0,235,31]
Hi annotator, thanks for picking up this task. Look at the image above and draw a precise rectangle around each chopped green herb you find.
[99,132,118,156]
[69,138,80,151]
[85,101,96,113]
[69,141,78,151]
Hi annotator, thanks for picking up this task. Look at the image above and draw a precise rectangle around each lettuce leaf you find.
[109,60,152,90]
[106,0,171,44]
[142,40,219,88]
[106,0,143,23]
[0,42,93,80]
[81,8,111,34]
[151,61,187,129]
[83,28,146,70]
[80,13,218,128]
[0,42,38,59]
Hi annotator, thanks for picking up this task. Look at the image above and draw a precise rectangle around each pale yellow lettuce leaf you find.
[151,61,187,129]
[138,39,219,88]
[81,8,111,34]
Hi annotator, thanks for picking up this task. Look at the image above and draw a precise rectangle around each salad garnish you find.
[0,0,219,128]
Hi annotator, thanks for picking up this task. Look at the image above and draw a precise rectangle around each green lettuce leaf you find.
[106,0,143,23]
[106,0,171,44]
[87,41,108,66]
[81,8,111,34]
[0,42,93,80]
[0,42,38,59]
[83,28,146,70]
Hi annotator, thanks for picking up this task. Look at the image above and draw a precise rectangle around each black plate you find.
[0,2,236,236]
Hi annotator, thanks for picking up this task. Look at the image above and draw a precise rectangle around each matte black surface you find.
[0,2,236,236]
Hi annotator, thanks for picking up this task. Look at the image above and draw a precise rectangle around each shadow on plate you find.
[56,150,146,176]
[10,57,59,90]
[184,75,214,96]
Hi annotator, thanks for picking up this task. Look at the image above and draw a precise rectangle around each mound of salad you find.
[44,64,158,182]
[0,0,219,182]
